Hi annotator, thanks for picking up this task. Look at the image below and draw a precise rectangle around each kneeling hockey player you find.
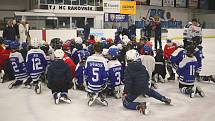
[122,49,171,115]
[47,49,73,104]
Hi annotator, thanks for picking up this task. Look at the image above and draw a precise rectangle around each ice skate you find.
[161,97,171,105]
[196,86,205,97]
[87,93,98,107]
[72,78,77,90]
[167,73,175,81]
[136,102,150,115]
[0,70,5,83]
[113,86,122,99]
[97,93,108,106]
[34,82,42,94]
[53,92,61,105]
[8,80,22,89]
[187,87,196,98]
[60,94,71,104]
[209,75,215,83]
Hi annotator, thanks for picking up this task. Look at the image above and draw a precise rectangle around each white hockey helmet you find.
[117,44,123,50]
[102,49,109,56]
[122,35,129,40]
[54,49,65,59]
[75,37,83,44]
[126,49,140,62]
[109,45,118,49]
[176,41,184,48]
[122,38,131,45]
[31,38,40,48]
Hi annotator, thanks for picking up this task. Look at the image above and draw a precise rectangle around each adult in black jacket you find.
[47,49,72,104]
[122,49,171,114]
[3,20,17,41]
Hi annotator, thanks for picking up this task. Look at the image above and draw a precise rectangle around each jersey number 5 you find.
[92,68,99,82]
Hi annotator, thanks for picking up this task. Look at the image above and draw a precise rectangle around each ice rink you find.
[0,38,215,121]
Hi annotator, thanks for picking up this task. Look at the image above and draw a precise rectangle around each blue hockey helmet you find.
[143,45,152,55]
[3,40,12,47]
[108,47,120,58]
[79,50,90,60]
[10,41,20,50]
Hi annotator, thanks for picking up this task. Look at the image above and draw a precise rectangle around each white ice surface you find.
[0,39,215,121]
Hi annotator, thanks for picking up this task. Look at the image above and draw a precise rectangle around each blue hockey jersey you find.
[26,49,47,81]
[178,56,199,85]
[170,48,186,69]
[194,48,203,73]
[107,60,123,89]
[75,63,85,85]
[85,54,108,93]
[9,52,29,81]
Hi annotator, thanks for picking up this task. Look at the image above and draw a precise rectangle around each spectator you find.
[3,20,17,41]
[83,21,90,42]
[154,17,162,50]
[12,20,19,39]
[19,20,27,44]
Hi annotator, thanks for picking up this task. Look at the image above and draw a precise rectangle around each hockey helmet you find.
[185,45,195,57]
[79,50,90,60]
[50,38,63,50]
[75,37,83,44]
[54,49,65,59]
[126,49,140,62]
[31,38,40,48]
[102,49,109,56]
[3,40,12,47]
[176,41,184,48]
[106,38,113,44]
[143,45,152,55]
[108,47,120,59]
[10,41,20,50]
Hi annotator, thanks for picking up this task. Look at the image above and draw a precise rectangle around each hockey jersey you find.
[184,25,202,40]
[75,63,85,85]
[194,48,204,73]
[63,54,76,79]
[164,43,177,60]
[178,56,199,85]
[170,48,186,69]
[26,49,47,81]
[107,60,123,89]
[140,55,155,80]
[9,52,29,81]
[85,54,108,93]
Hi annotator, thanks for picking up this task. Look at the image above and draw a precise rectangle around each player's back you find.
[178,56,198,85]
[85,54,108,92]
[170,48,186,65]
[9,52,28,80]
[140,55,155,77]
[26,49,47,80]
[107,60,122,87]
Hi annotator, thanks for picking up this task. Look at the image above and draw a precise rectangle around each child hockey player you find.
[26,39,47,94]
[85,42,108,106]
[107,47,123,99]
[47,49,73,104]
[152,49,166,83]
[73,50,90,90]
[8,41,31,89]
[178,45,205,98]
[164,39,177,81]
[123,49,171,115]
[139,45,157,88]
